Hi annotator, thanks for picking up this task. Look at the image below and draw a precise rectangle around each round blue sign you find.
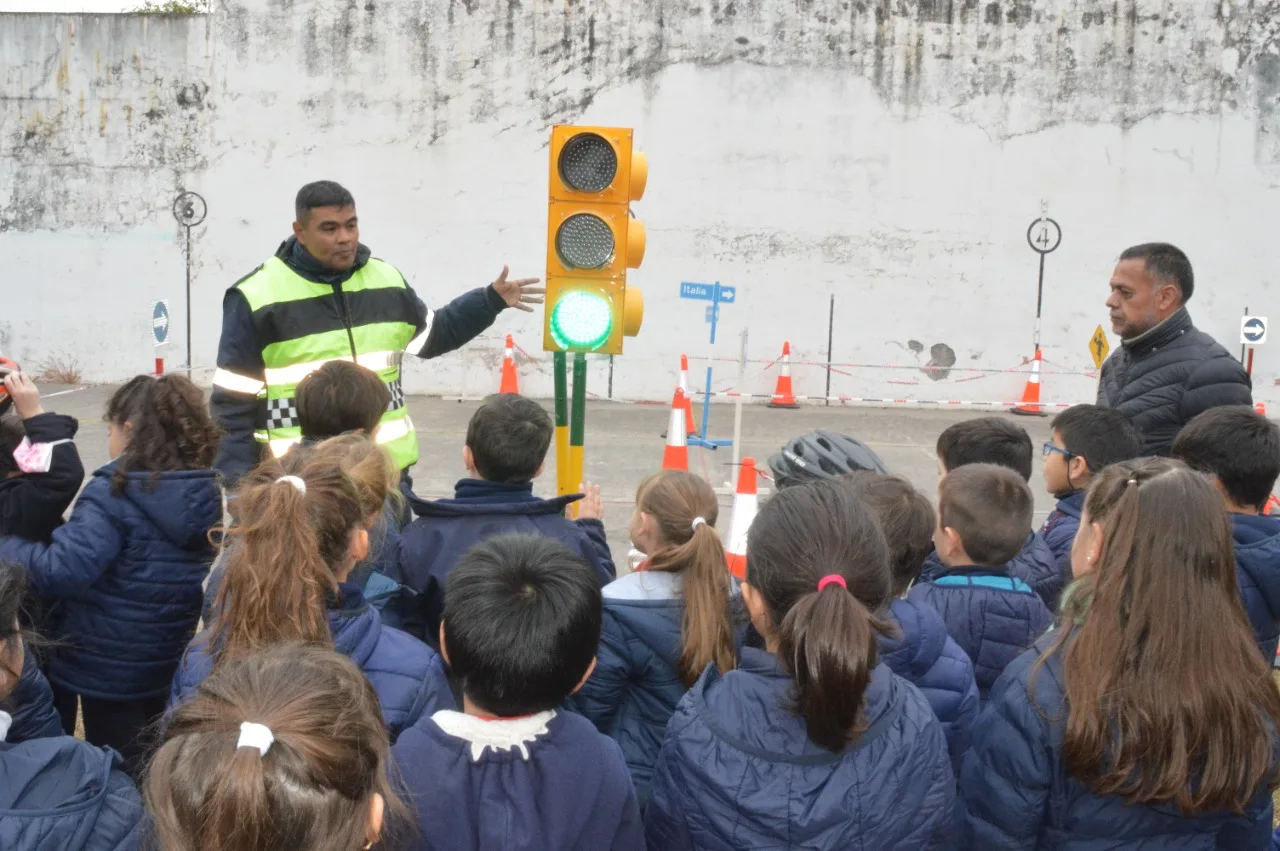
[152,301,170,346]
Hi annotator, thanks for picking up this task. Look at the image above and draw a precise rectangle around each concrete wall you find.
[4,0,1279,408]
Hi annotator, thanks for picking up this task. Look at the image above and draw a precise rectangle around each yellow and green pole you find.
[568,352,587,513]
[554,350,570,498]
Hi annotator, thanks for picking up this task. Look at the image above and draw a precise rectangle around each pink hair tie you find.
[817,574,847,592]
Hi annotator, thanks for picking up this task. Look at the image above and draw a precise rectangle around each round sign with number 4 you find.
[1026,218,1062,255]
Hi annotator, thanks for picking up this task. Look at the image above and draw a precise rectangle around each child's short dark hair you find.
[936,417,1033,480]
[465,395,554,484]
[842,471,936,596]
[938,463,1033,567]
[296,361,390,440]
[1172,407,1280,511]
[1051,405,1143,475]
[442,535,601,716]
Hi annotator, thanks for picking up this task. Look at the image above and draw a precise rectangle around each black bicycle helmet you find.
[768,429,888,488]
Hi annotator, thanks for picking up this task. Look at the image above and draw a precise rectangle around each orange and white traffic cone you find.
[1257,401,1268,417]
[1012,349,1046,416]
[679,354,697,436]
[662,389,690,471]
[499,334,519,394]
[724,457,758,580]
[768,342,800,409]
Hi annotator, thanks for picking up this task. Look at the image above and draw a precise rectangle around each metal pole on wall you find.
[172,191,207,378]
[825,294,834,407]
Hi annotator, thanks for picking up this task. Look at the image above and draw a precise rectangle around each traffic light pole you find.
[554,351,570,498]
[569,352,588,516]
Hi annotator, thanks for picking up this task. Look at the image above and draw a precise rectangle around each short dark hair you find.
[1119,242,1194,303]
[939,463,1033,567]
[295,181,355,224]
[442,535,602,716]
[465,394,554,483]
[936,417,1033,481]
[842,472,936,596]
[1051,405,1143,475]
[1172,407,1280,511]
[296,361,390,440]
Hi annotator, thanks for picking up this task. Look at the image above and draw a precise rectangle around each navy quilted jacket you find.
[1097,308,1252,457]
[1232,513,1280,663]
[1040,490,1084,598]
[879,597,980,774]
[0,463,221,700]
[2,653,64,743]
[908,567,1054,697]
[923,532,1064,612]
[959,632,1276,849]
[0,730,142,851]
[0,412,84,541]
[569,570,745,808]
[171,584,452,742]
[644,647,955,850]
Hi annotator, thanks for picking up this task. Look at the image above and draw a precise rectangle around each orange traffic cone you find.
[1266,494,1280,516]
[1012,349,1046,416]
[679,354,697,436]
[768,342,800,409]
[1257,401,1268,417]
[724,457,759,580]
[662,389,689,471]
[499,334,519,394]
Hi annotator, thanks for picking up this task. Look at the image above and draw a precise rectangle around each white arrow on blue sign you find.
[153,300,170,347]
[1241,316,1268,346]
[679,282,736,303]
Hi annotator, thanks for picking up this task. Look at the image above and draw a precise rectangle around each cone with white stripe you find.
[1011,348,1046,417]
[662,389,689,471]
[768,342,800,409]
[499,334,519,394]
[679,354,697,435]
[724,457,758,580]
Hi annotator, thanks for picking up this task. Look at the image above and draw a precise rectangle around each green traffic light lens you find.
[551,291,613,351]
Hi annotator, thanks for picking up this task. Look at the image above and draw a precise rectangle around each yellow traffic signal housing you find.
[544,126,646,354]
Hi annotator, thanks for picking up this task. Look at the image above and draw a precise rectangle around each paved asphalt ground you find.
[40,384,1057,569]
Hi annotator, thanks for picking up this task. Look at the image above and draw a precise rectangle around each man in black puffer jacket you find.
[1098,243,1251,456]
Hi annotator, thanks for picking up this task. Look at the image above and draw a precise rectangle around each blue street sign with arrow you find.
[1241,316,1268,346]
[152,300,170,347]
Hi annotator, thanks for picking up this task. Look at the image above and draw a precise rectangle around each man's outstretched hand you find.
[492,265,545,313]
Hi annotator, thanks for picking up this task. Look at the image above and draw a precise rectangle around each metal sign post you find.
[1025,212,1063,355]
[172,191,207,377]
[678,281,735,449]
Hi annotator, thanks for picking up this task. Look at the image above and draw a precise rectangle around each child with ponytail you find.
[0,374,221,777]
[959,458,1280,848]
[962,460,1280,844]
[149,644,406,851]
[644,479,954,850]
[170,434,452,741]
[571,470,742,807]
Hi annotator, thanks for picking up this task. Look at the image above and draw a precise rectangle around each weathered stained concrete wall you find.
[4,0,1280,406]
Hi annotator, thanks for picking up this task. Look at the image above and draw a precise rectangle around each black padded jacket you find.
[1096,308,1252,456]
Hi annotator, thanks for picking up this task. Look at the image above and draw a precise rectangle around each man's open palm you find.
[492,266,545,313]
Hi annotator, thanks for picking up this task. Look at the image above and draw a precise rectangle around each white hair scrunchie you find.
[276,475,307,495]
[237,721,274,757]
[691,517,707,532]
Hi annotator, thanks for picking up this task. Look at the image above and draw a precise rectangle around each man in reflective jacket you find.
[211,180,542,484]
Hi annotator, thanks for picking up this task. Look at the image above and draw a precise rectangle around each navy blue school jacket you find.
[569,570,745,808]
[387,479,616,646]
[392,708,644,851]
[923,531,1064,612]
[170,584,451,742]
[959,632,1277,849]
[1232,513,1280,663]
[3,653,64,743]
[879,597,980,774]
[0,412,84,541]
[908,566,1054,697]
[644,647,955,850]
[1041,490,1085,594]
[0,463,221,700]
[0,727,142,851]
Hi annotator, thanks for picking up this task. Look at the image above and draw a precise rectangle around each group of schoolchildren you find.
[1,355,1280,850]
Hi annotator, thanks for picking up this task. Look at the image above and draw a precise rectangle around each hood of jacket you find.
[329,584,386,669]
[1054,489,1085,520]
[879,598,952,681]
[407,479,582,518]
[0,736,126,850]
[94,462,221,551]
[275,235,371,285]
[1232,513,1280,628]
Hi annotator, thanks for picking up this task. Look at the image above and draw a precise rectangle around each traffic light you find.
[544,126,646,354]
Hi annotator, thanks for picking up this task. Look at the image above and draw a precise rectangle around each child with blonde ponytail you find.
[572,470,742,808]
[170,435,452,741]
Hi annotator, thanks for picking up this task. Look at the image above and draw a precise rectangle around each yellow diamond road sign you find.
[1089,325,1110,369]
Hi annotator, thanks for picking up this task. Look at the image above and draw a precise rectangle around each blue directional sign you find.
[152,300,170,347]
[680,282,736,303]
[1241,316,1268,346]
